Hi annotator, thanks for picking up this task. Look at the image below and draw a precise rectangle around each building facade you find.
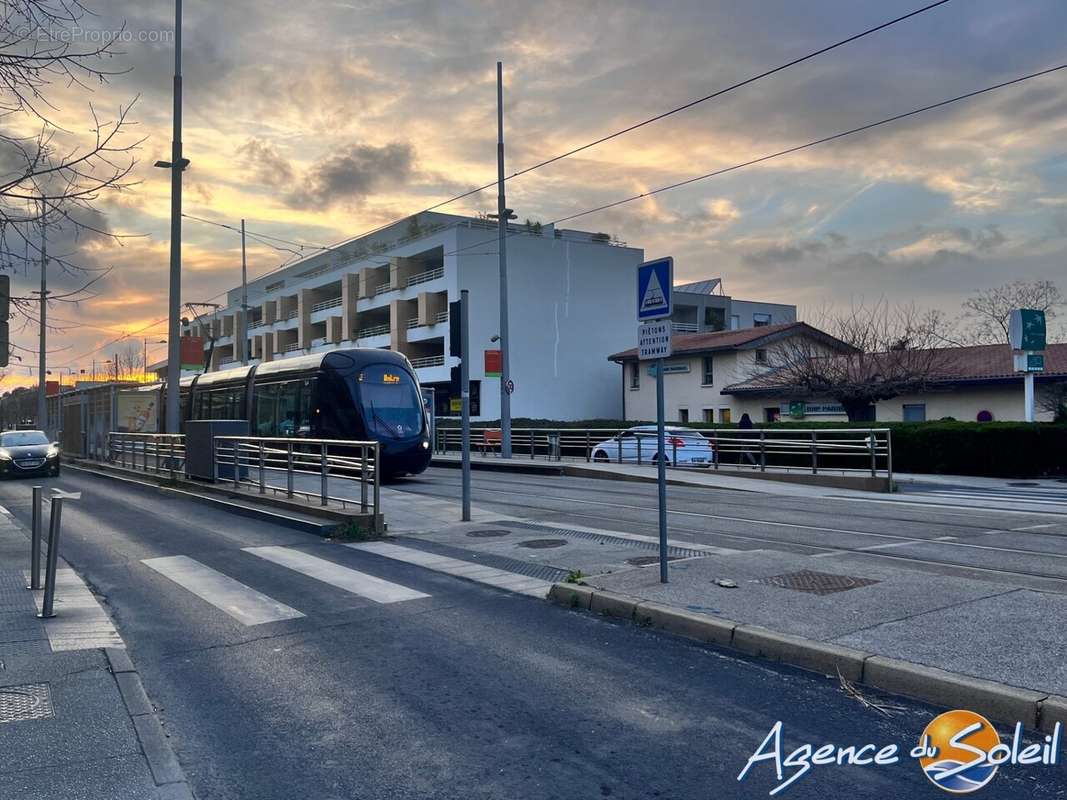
[668,279,796,334]
[183,212,644,421]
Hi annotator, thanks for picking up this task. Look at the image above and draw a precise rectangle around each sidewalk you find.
[0,501,191,799]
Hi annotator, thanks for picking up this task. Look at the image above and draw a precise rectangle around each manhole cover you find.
[1008,482,1040,487]
[626,555,683,567]
[0,683,54,723]
[466,529,510,538]
[517,539,568,549]
[756,570,879,596]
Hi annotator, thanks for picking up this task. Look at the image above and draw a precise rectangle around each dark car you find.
[0,430,60,478]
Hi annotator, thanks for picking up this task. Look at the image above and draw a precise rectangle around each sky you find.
[5,0,1066,387]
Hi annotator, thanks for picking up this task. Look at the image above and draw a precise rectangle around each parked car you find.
[0,430,61,478]
[589,425,715,467]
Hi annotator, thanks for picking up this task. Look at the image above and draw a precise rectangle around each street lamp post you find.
[492,61,515,458]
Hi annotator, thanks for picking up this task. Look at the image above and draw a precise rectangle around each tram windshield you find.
[352,364,423,439]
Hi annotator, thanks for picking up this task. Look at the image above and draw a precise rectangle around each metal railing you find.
[406,266,444,286]
[213,436,381,527]
[311,296,342,313]
[374,282,395,296]
[284,342,302,353]
[409,354,445,369]
[108,433,187,480]
[358,323,390,338]
[284,309,299,320]
[434,426,892,479]
[434,310,448,324]
[671,322,699,333]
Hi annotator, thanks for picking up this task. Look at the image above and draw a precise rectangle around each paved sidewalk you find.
[0,501,189,799]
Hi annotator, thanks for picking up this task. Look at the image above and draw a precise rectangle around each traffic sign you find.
[637,257,673,320]
[504,378,515,395]
[638,320,672,360]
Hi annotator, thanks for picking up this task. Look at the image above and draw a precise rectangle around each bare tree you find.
[960,280,1063,345]
[750,302,954,421]
[1039,382,1067,423]
[113,340,142,380]
[0,1,141,328]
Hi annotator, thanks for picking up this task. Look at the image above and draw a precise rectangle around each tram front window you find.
[353,365,422,439]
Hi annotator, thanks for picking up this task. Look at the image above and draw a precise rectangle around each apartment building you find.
[668,279,796,334]
[183,212,644,421]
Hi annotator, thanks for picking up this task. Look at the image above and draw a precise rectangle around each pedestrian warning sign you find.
[637,257,673,320]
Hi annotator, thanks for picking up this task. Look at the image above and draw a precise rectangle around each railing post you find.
[143,436,148,473]
[27,486,42,590]
[671,437,677,469]
[760,430,766,472]
[886,430,894,488]
[155,437,160,474]
[530,429,534,459]
[213,438,220,483]
[372,443,381,533]
[169,437,176,482]
[286,441,294,498]
[617,433,622,463]
[811,430,818,475]
[38,495,67,619]
[637,435,643,465]
[869,430,877,477]
[713,429,719,470]
[233,439,240,490]
[585,430,591,462]
[360,444,369,512]
[320,441,328,506]
[259,441,266,494]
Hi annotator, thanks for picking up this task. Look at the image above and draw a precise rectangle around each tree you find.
[1039,382,1067,423]
[0,1,140,335]
[960,280,1063,345]
[750,302,954,421]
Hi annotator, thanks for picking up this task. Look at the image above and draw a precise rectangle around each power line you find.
[187,0,954,279]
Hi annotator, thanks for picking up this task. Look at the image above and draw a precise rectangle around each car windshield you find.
[351,365,423,440]
[1,431,48,447]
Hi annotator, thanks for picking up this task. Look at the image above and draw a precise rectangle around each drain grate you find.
[466,529,511,538]
[496,521,707,559]
[0,683,54,723]
[517,539,569,549]
[756,570,879,596]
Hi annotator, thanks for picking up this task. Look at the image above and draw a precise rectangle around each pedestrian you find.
[738,413,758,466]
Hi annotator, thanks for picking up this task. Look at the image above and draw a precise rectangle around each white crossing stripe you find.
[142,555,305,626]
[347,541,553,598]
[243,546,430,604]
[27,568,124,650]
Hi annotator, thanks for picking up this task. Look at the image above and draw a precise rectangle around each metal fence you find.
[434,426,892,479]
[106,433,382,526]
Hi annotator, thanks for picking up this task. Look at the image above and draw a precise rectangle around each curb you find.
[547,583,1066,734]
[106,648,196,800]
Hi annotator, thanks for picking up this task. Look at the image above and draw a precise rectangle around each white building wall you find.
[729,300,797,329]
[624,351,748,422]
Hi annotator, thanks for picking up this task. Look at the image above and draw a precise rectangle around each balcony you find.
[406,266,444,287]
[284,342,302,353]
[409,355,445,369]
[374,282,395,296]
[311,297,342,313]
[357,323,390,338]
[248,320,264,330]
[434,310,448,324]
[284,309,298,320]
[671,322,698,333]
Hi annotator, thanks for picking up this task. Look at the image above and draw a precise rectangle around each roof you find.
[723,342,1067,393]
[674,279,722,296]
[609,322,854,362]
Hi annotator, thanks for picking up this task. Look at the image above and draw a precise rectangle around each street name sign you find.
[639,320,672,360]
[637,257,673,320]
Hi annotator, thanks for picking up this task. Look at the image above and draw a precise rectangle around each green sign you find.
[1010,309,1047,351]
[1026,353,1045,373]
[788,400,805,419]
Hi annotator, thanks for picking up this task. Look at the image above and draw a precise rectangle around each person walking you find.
[738,412,758,466]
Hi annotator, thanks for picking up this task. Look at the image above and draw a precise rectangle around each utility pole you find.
[36,204,47,435]
[163,0,184,433]
[460,290,471,521]
[240,218,248,365]
[495,61,513,458]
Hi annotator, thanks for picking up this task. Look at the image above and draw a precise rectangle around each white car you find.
[590,425,715,467]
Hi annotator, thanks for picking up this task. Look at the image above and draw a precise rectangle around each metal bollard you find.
[37,490,81,619]
[26,486,43,590]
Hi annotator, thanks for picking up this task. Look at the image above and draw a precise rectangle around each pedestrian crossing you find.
[139,542,542,628]
[902,484,1067,514]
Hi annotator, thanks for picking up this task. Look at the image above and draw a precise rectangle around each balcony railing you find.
[409,355,445,369]
[284,342,302,353]
[358,323,390,338]
[434,310,448,324]
[406,317,420,330]
[407,310,448,330]
[311,297,342,313]
[406,266,444,287]
[284,309,298,320]
[374,282,395,296]
[671,322,698,333]
[248,320,264,329]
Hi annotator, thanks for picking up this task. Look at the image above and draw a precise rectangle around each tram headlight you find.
[421,440,429,449]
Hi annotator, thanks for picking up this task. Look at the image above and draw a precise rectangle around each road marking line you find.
[1012,523,1058,531]
[143,555,305,626]
[26,568,124,650]
[348,541,553,598]
[243,546,429,604]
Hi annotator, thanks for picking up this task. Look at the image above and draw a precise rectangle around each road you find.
[391,467,1067,594]
[1,468,1062,799]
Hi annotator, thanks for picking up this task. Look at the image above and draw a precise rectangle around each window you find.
[629,362,640,390]
[702,356,714,386]
[764,407,781,423]
[730,314,740,330]
[755,349,769,366]
[719,408,732,424]
[255,383,278,434]
[678,408,689,423]
[703,307,726,331]
[902,403,926,422]
[702,409,714,423]
[753,313,772,327]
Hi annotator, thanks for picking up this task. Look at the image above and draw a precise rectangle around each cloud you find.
[284,142,415,209]
[236,138,296,189]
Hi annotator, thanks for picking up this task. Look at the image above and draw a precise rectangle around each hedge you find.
[437,418,1067,478]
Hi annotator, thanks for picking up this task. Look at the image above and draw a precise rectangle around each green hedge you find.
[437,418,1067,478]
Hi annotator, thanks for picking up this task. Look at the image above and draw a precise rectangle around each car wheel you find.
[592,451,609,463]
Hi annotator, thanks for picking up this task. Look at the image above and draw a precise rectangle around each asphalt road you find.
[390,467,1067,594]
[0,469,1062,799]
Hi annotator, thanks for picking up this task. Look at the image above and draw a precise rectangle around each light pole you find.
[240,218,248,365]
[36,201,48,435]
[490,61,516,458]
[155,0,187,433]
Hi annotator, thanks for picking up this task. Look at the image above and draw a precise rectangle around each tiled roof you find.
[609,322,851,361]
